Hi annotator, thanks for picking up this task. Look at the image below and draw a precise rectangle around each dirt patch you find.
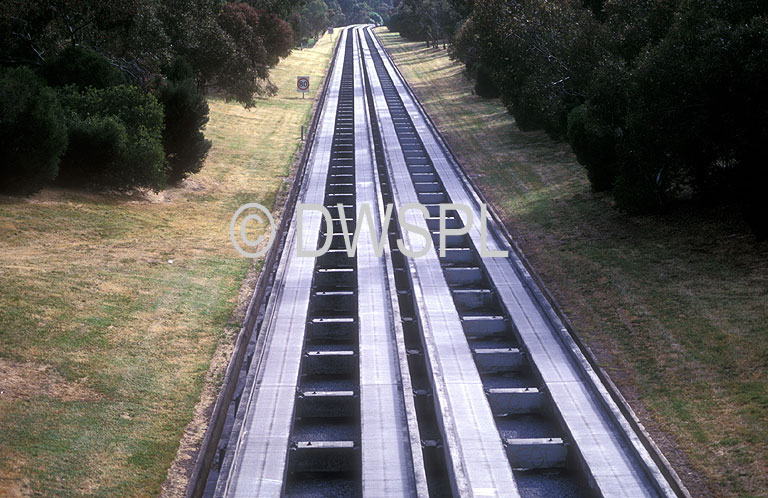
[10,176,213,208]
[142,178,211,204]
[0,461,32,498]
[0,358,99,402]
[21,186,152,205]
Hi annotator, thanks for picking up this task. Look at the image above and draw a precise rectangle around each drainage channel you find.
[363,29,589,498]
[358,33,454,498]
[284,32,362,496]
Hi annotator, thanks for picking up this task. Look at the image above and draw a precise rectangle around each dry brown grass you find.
[0,32,335,497]
[0,358,99,402]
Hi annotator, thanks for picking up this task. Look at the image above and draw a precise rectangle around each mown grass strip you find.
[377,27,768,498]
[0,33,335,497]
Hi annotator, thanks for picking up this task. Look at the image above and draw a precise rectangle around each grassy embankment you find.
[377,28,768,498]
[0,32,335,497]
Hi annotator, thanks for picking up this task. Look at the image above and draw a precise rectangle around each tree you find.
[0,0,303,194]
[246,0,305,18]
[159,74,212,183]
[41,45,125,89]
[215,2,293,104]
[0,67,68,193]
[454,0,605,137]
[57,85,167,191]
[397,0,768,235]
[613,0,768,217]
[388,0,462,44]
[299,0,330,41]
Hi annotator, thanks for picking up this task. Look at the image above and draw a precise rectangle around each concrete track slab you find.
[364,27,675,498]
[360,28,521,498]
[218,29,349,498]
[351,28,420,497]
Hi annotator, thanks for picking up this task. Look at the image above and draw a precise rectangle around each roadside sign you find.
[297,76,310,98]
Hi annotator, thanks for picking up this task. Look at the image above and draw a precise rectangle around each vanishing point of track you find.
[191,25,689,498]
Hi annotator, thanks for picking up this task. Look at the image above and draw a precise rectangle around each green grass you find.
[378,27,768,498]
[0,32,335,497]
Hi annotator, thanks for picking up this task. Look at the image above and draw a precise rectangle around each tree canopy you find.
[1,0,296,106]
[391,0,768,237]
[0,0,301,193]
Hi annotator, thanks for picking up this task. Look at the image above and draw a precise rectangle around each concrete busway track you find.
[360,25,682,498]
[204,25,687,498]
[212,27,424,497]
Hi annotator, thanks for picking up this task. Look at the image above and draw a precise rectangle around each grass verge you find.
[0,33,335,497]
[378,27,768,498]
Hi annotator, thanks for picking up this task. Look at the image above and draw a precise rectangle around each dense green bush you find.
[456,0,604,139]
[473,63,500,99]
[505,96,544,132]
[612,162,665,215]
[730,17,768,239]
[1,0,302,195]
[613,1,768,216]
[455,0,768,235]
[451,17,478,70]
[369,12,383,25]
[0,67,68,194]
[62,85,165,135]
[164,57,195,84]
[387,10,422,40]
[57,116,129,185]
[42,46,125,90]
[388,0,462,42]
[567,105,617,192]
[159,78,212,183]
[58,85,166,190]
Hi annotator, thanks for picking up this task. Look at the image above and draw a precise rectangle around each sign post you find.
[297,76,310,99]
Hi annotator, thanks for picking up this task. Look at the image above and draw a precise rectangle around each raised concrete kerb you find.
[365,26,678,498]
[216,27,349,498]
[360,28,521,498]
[354,26,431,498]
[210,26,347,497]
[351,27,420,497]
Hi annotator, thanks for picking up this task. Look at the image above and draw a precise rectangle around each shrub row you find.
[56,85,167,190]
[452,0,768,237]
[0,48,211,194]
